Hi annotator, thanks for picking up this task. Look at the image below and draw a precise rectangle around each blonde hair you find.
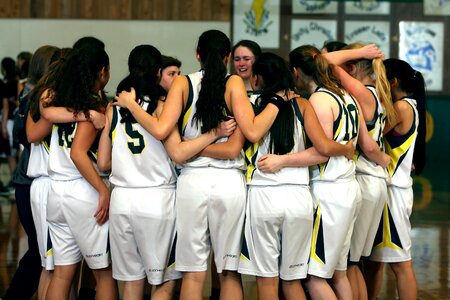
[290,45,344,99]
[344,42,396,125]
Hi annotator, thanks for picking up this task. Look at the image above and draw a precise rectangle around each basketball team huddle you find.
[21,29,426,300]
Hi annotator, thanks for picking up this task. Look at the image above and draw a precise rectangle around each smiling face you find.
[159,65,181,92]
[233,46,256,82]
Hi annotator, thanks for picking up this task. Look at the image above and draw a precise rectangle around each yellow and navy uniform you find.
[310,87,360,182]
[109,104,177,188]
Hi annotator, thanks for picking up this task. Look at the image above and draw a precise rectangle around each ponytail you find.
[193,30,231,132]
[253,52,296,155]
[384,58,427,174]
[193,49,228,132]
[411,71,427,174]
[290,45,344,99]
[372,58,396,125]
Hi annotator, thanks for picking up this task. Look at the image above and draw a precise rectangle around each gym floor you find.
[0,164,448,299]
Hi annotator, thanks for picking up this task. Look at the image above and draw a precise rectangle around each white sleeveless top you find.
[27,136,51,178]
[355,85,388,178]
[109,105,176,188]
[177,70,245,170]
[310,87,359,182]
[48,123,103,181]
[245,97,309,186]
[385,98,419,188]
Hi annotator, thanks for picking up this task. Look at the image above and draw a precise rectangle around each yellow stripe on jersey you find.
[245,143,259,183]
[111,127,117,143]
[334,117,343,140]
[42,140,50,153]
[310,202,326,265]
[318,161,329,180]
[385,132,416,177]
[181,105,193,134]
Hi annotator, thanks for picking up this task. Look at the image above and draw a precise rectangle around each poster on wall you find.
[345,0,390,15]
[233,0,280,48]
[399,22,443,91]
[292,0,338,14]
[344,21,390,58]
[424,0,450,16]
[291,20,337,50]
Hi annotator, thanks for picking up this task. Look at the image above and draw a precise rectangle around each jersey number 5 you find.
[125,122,145,154]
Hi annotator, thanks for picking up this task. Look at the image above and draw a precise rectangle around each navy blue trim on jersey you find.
[178,75,194,135]
[110,107,118,140]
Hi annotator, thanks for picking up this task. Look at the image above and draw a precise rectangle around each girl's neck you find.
[393,90,408,102]
[308,81,318,94]
[243,79,252,91]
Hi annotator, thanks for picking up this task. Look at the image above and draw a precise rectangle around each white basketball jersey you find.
[109,105,177,188]
[27,136,51,178]
[177,71,245,170]
[310,88,359,182]
[245,98,309,186]
[48,123,102,181]
[355,86,388,178]
[385,98,419,188]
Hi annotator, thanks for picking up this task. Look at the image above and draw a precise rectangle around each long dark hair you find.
[28,45,61,121]
[289,45,344,99]
[232,39,262,60]
[1,57,17,82]
[117,44,164,122]
[384,58,427,174]
[193,30,231,132]
[253,52,296,155]
[29,48,107,125]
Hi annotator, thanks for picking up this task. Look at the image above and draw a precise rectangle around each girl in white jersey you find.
[324,43,395,300]
[39,48,116,300]
[113,30,282,300]
[237,52,354,300]
[97,45,233,300]
[288,45,385,300]
[367,59,426,300]
[26,46,107,300]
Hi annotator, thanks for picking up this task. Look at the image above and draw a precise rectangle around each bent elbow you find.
[27,133,38,144]
[97,160,110,172]
[69,149,82,165]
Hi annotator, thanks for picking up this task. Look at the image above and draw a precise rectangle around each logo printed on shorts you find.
[224,254,238,259]
[289,263,304,269]
[149,268,164,273]
[85,253,103,258]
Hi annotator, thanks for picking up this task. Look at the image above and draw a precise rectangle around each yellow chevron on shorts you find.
[46,248,53,257]
[240,253,250,262]
[167,262,176,269]
[374,203,402,251]
[310,202,325,265]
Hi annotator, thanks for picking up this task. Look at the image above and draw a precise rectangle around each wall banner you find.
[399,22,444,91]
[291,20,337,50]
[233,0,280,48]
[292,0,337,14]
[344,21,390,58]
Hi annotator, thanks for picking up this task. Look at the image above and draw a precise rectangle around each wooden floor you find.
[0,163,448,299]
